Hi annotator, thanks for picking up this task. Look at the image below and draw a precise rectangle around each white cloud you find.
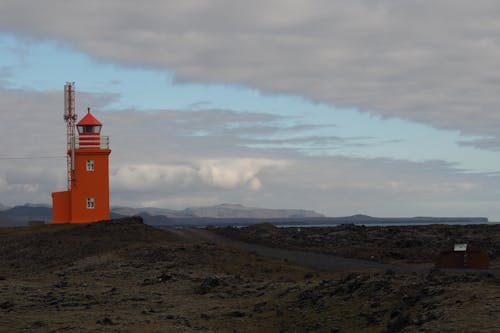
[198,158,288,190]
[111,164,197,191]
[248,177,262,191]
[111,158,289,192]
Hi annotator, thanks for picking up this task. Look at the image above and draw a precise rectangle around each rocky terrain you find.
[212,223,500,267]
[2,218,500,332]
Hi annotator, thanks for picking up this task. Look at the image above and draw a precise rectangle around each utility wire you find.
[0,156,66,160]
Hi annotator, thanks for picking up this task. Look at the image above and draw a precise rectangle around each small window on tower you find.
[86,160,94,171]
[86,197,95,209]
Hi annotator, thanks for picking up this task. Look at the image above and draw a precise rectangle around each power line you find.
[0,155,66,160]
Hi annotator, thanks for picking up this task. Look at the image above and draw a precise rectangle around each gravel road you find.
[165,228,422,273]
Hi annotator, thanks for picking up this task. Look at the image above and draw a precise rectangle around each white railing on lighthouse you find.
[72,136,109,149]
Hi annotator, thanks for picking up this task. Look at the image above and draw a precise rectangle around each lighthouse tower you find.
[52,83,112,224]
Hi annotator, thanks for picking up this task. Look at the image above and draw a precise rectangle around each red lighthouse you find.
[52,83,112,223]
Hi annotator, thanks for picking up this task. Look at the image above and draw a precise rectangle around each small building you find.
[435,243,489,269]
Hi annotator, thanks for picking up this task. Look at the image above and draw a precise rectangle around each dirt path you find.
[164,227,423,273]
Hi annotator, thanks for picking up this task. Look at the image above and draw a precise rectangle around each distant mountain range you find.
[112,203,324,219]
[0,204,52,226]
[0,202,489,227]
[0,203,324,226]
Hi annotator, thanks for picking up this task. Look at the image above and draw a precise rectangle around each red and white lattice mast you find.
[64,82,77,190]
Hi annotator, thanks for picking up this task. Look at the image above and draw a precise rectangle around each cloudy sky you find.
[0,1,499,220]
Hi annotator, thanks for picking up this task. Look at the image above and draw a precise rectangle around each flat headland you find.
[1,218,500,332]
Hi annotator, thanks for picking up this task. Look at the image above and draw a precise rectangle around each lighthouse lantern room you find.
[52,83,111,224]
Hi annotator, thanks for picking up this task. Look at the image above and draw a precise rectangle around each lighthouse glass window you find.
[86,160,95,171]
[86,197,95,209]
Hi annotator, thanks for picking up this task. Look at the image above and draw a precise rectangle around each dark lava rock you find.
[157,272,174,282]
[213,223,500,265]
[0,301,14,310]
[413,311,438,326]
[334,273,366,295]
[361,310,386,326]
[29,321,46,328]
[194,276,221,295]
[104,216,144,225]
[200,313,211,319]
[96,317,115,326]
[253,301,267,313]
[141,273,174,286]
[53,280,69,288]
[224,311,246,318]
[386,313,410,332]
[140,278,155,286]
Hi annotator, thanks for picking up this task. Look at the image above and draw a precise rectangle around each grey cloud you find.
[458,137,500,151]
[220,123,336,138]
[0,66,14,87]
[1,1,500,144]
[244,136,373,153]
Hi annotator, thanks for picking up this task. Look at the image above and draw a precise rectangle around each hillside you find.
[0,205,52,226]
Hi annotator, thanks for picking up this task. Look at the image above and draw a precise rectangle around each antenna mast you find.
[64,82,77,190]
